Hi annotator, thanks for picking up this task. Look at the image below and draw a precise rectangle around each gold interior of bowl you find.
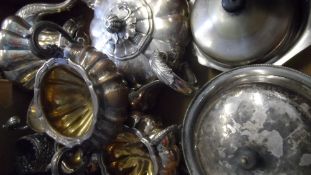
[107,132,154,175]
[40,66,94,138]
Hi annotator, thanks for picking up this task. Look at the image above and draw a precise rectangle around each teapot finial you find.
[105,15,125,33]
[222,0,246,13]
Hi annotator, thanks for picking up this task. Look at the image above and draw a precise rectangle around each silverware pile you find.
[1,0,311,174]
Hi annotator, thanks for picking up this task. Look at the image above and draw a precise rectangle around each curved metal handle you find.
[123,126,160,175]
[129,80,165,111]
[51,146,89,175]
[149,124,179,145]
[149,51,194,95]
[274,25,311,66]
[30,21,76,59]
[16,0,77,22]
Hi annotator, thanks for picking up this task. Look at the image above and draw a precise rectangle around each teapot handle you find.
[30,21,76,59]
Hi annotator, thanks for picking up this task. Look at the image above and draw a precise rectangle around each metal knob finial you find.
[235,148,259,170]
[222,0,246,13]
[105,15,125,33]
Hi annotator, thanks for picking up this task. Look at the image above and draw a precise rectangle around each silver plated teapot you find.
[88,0,194,95]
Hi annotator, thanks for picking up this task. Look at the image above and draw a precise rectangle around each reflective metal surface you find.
[0,15,89,90]
[183,65,311,174]
[38,18,91,48]
[32,44,129,148]
[41,66,94,138]
[129,80,164,112]
[107,131,155,175]
[51,146,89,175]
[2,116,23,130]
[27,100,45,133]
[90,0,193,94]
[191,0,309,71]
[0,16,44,89]
[106,113,180,175]
[60,149,84,173]
[15,0,77,23]
[81,0,101,9]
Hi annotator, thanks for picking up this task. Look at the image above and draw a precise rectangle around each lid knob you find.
[222,0,246,13]
[105,15,125,33]
[235,148,259,170]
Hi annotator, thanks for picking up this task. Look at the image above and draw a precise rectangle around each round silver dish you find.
[183,65,311,174]
[191,0,311,71]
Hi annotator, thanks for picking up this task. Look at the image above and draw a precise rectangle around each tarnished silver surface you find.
[132,114,180,175]
[38,18,91,48]
[15,0,77,23]
[191,0,309,71]
[106,112,180,175]
[150,51,193,95]
[91,0,153,60]
[183,65,311,174]
[32,44,129,148]
[50,146,88,175]
[90,0,193,94]
[0,16,89,90]
[0,16,45,89]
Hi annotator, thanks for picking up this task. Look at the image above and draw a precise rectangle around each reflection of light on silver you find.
[0,16,89,90]
[224,103,233,114]
[222,125,229,138]
[221,102,238,139]
[223,124,237,139]
[253,92,263,105]
[254,69,267,75]
[191,0,309,71]
[156,20,166,30]
[90,0,192,95]
[114,4,132,20]
[91,0,152,60]
[16,0,77,23]
[184,65,311,174]
[220,114,229,139]
[206,40,213,48]
[235,91,243,97]
[31,45,129,148]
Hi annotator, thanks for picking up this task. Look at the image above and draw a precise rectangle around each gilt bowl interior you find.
[40,65,94,138]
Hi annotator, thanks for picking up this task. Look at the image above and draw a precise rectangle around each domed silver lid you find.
[182,65,311,174]
[191,0,305,70]
[90,0,189,61]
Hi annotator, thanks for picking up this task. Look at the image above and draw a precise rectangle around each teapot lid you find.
[182,65,311,174]
[191,0,302,68]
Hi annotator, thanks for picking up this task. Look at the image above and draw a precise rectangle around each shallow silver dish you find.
[183,65,311,174]
[191,0,311,71]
